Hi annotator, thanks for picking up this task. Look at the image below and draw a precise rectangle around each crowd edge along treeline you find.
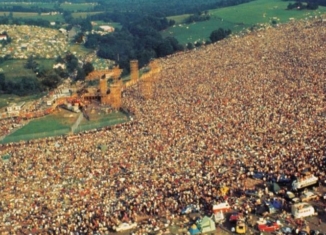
[0,0,322,97]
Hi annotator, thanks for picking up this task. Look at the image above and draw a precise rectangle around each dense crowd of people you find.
[0,117,26,137]
[0,18,326,234]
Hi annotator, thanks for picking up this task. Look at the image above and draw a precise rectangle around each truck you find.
[291,202,315,219]
[292,175,319,191]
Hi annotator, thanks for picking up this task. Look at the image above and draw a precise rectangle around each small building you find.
[6,102,25,115]
[0,34,7,41]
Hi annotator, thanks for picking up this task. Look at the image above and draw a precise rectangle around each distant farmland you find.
[163,0,326,44]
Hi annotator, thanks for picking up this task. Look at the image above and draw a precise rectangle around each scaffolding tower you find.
[130,60,139,82]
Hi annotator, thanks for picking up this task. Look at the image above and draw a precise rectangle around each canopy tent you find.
[188,224,200,235]
[196,216,216,234]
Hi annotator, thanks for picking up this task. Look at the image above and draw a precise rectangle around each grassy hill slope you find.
[163,0,326,44]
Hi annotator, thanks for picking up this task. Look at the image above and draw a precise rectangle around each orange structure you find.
[130,60,139,82]
[82,65,123,106]
[110,82,123,109]
[141,72,154,100]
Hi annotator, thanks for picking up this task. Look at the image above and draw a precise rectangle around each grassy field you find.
[0,12,64,21]
[72,11,104,19]
[77,110,128,133]
[0,59,55,81]
[0,2,95,12]
[0,108,129,143]
[163,0,326,44]
[0,110,74,143]
[61,3,96,12]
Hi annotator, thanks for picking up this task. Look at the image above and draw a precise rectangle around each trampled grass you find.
[162,0,326,44]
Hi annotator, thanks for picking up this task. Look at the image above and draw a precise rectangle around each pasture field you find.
[0,2,95,12]
[60,3,96,12]
[0,59,55,81]
[72,11,104,19]
[163,0,326,44]
[0,2,55,9]
[0,12,64,21]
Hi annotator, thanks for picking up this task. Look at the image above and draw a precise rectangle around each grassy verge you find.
[162,0,326,44]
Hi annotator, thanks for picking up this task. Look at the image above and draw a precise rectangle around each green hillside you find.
[163,0,326,44]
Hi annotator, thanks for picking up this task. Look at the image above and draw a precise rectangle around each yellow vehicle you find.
[236,219,247,234]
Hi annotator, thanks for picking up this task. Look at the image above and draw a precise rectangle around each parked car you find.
[114,222,137,232]
[235,219,247,234]
[284,191,300,202]
[257,220,281,232]
[300,191,320,202]
[229,212,243,223]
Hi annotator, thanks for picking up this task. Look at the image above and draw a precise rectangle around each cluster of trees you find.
[209,28,232,43]
[0,73,42,96]
[283,0,325,7]
[0,53,94,96]
[85,16,183,72]
[287,1,319,10]
[184,11,211,24]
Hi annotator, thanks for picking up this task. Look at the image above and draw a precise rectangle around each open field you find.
[0,2,55,9]
[0,11,64,21]
[76,110,128,133]
[61,3,97,12]
[0,108,129,143]
[72,11,104,19]
[0,59,55,81]
[0,2,96,12]
[163,0,326,44]
[0,110,74,143]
